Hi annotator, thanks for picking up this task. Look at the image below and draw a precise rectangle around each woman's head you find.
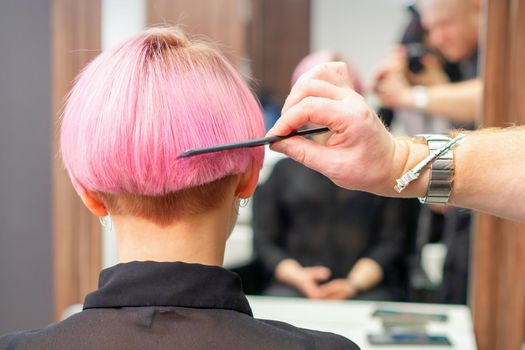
[61,28,264,224]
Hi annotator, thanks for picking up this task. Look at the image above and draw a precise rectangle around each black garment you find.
[409,207,472,305]
[0,261,359,350]
[450,50,479,130]
[253,158,408,300]
[441,209,471,304]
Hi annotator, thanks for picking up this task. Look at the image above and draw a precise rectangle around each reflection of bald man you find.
[375,0,483,125]
[415,0,481,124]
[420,0,480,62]
[416,0,480,305]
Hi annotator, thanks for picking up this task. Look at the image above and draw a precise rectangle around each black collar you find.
[83,261,252,316]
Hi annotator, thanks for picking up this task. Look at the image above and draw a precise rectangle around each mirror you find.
[100,0,464,306]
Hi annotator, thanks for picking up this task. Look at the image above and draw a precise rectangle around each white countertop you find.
[247,296,477,350]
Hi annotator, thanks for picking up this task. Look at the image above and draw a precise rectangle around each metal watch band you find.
[417,134,453,204]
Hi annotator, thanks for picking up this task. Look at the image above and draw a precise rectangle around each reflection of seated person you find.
[253,136,408,301]
[253,51,408,301]
[0,29,358,349]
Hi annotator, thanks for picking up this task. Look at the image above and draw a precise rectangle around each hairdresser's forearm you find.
[449,128,525,221]
[390,128,525,221]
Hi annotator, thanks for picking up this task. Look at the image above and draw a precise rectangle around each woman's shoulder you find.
[252,317,361,350]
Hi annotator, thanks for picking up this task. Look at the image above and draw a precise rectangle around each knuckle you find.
[334,61,348,76]
[294,74,308,90]
[294,146,307,165]
[311,62,333,79]
[320,62,332,73]
[301,96,318,112]
[350,100,370,121]
[357,106,370,119]
[296,77,315,96]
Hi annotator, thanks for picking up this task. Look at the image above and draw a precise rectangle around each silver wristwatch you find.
[394,133,465,204]
[415,134,454,204]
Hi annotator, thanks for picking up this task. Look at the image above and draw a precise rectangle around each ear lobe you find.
[235,161,260,199]
[79,189,109,217]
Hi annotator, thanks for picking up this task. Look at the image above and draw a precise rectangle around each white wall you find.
[101,0,146,50]
[101,0,146,268]
[311,0,409,84]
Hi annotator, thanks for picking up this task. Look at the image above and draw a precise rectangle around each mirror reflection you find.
[100,0,475,308]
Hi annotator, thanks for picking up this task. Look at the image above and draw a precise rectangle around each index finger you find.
[283,62,350,113]
[282,78,349,118]
[268,96,336,137]
[269,93,364,137]
[296,61,350,88]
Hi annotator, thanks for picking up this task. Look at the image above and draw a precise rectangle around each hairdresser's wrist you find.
[448,131,479,208]
[388,137,430,198]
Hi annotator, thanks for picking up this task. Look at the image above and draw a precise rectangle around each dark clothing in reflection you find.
[0,261,359,350]
[253,158,408,300]
[441,209,471,304]
[409,207,471,305]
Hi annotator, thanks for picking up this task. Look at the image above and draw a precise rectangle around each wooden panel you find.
[52,0,102,321]
[472,0,525,349]
[508,0,525,120]
[147,0,245,66]
[249,0,310,105]
[147,0,310,106]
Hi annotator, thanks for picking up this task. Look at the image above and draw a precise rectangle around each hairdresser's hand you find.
[268,62,421,197]
[318,279,358,300]
[275,259,331,299]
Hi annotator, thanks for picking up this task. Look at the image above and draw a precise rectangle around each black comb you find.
[177,127,330,158]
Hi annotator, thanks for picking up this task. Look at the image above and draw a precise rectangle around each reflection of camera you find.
[405,43,430,74]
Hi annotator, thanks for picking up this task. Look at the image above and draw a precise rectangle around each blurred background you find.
[1,1,524,349]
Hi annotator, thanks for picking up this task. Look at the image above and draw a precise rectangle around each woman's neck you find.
[112,204,236,266]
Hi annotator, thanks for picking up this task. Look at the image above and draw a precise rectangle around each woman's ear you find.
[235,161,260,199]
[79,189,109,217]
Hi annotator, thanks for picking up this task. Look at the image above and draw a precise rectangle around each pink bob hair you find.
[61,27,264,197]
[291,50,363,95]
